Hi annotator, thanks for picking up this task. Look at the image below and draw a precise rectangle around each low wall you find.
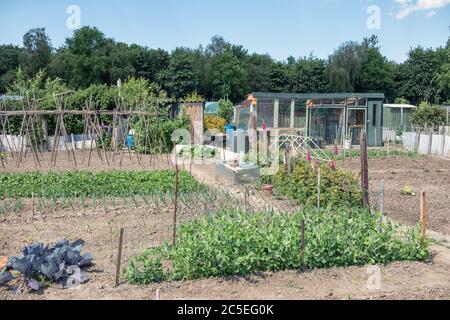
[385,127,450,157]
[0,134,96,152]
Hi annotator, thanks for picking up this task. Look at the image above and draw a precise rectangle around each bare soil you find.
[339,156,450,235]
[1,154,450,300]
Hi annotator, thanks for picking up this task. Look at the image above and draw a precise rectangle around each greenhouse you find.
[234,92,384,148]
[383,103,417,131]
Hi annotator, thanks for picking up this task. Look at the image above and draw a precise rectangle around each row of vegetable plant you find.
[125,208,429,284]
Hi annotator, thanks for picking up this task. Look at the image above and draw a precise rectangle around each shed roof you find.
[384,104,417,109]
[251,92,385,100]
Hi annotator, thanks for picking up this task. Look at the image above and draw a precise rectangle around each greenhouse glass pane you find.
[257,99,274,127]
[279,99,292,128]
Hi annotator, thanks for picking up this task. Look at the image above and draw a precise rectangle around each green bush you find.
[125,208,429,284]
[273,159,363,208]
[0,170,203,198]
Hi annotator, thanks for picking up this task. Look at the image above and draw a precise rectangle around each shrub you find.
[125,208,429,284]
[205,115,227,133]
[273,159,363,208]
[411,102,446,128]
[218,99,234,123]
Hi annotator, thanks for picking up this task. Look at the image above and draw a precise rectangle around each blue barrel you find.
[126,134,135,149]
[224,124,236,148]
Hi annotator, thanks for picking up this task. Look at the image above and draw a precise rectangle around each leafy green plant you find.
[401,185,416,196]
[125,208,429,284]
[0,170,204,199]
[273,159,363,208]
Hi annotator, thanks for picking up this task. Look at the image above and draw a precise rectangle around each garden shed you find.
[234,92,384,147]
[383,103,417,131]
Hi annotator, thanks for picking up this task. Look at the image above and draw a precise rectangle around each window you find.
[278,99,292,128]
[237,108,249,130]
[358,98,367,107]
[322,99,333,105]
[310,108,345,145]
[294,100,307,131]
[347,97,357,107]
[372,104,377,127]
[257,99,274,127]
[335,98,346,105]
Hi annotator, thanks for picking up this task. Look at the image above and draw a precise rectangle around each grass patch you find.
[125,208,429,284]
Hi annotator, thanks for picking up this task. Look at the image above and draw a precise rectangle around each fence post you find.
[387,139,390,158]
[115,227,124,287]
[428,126,433,155]
[360,130,370,212]
[285,143,291,176]
[420,191,427,245]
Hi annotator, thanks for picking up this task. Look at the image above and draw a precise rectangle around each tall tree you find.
[20,28,53,77]
[158,47,200,99]
[211,52,248,102]
[56,26,111,88]
[327,41,362,92]
[0,45,23,93]
[289,55,330,93]
[395,46,448,105]
[357,36,396,101]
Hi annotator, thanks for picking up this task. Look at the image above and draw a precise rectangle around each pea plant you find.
[125,208,429,284]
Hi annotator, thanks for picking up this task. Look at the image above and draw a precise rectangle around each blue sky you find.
[0,0,449,62]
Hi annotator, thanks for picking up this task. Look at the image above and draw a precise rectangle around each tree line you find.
[0,26,449,105]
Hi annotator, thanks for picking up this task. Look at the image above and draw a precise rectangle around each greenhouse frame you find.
[234,92,385,148]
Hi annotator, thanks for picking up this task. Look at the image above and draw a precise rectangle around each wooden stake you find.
[285,144,291,176]
[172,153,179,246]
[360,130,370,212]
[32,192,35,216]
[115,228,124,287]
[420,191,427,244]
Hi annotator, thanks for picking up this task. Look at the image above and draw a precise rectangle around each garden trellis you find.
[0,95,173,170]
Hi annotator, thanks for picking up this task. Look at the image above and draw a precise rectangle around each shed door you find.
[367,101,382,147]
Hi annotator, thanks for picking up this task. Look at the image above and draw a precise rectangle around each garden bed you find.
[125,208,429,284]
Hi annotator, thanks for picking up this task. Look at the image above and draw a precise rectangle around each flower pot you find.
[261,184,273,196]
[344,139,352,150]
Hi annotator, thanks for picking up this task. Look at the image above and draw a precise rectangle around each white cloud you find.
[394,0,450,19]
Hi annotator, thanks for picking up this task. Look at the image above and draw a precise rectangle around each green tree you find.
[20,28,53,77]
[0,45,23,93]
[58,26,112,88]
[247,53,275,92]
[211,52,248,102]
[357,36,396,101]
[411,102,446,128]
[218,99,234,123]
[395,46,448,105]
[158,48,200,99]
[327,41,362,92]
[289,55,330,93]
